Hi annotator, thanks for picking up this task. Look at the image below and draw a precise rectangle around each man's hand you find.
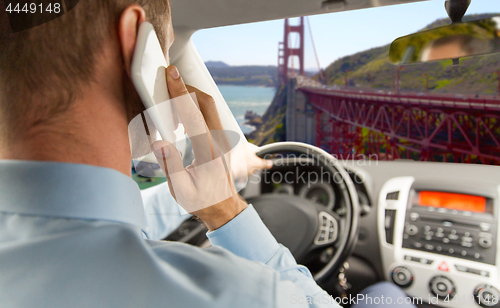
[152,65,261,231]
[241,142,273,176]
[184,84,272,179]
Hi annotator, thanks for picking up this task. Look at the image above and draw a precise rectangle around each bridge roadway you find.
[302,87,500,112]
[295,86,500,164]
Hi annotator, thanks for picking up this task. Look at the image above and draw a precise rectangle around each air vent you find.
[386,191,400,200]
[385,209,397,244]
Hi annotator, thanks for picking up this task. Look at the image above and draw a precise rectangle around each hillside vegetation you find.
[248,85,287,145]
[320,14,500,95]
[206,62,277,87]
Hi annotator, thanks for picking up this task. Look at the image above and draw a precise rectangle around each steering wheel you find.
[250,142,360,283]
[167,142,360,283]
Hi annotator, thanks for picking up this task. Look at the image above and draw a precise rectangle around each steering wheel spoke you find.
[313,211,340,248]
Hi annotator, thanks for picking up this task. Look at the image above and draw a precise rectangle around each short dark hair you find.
[0,1,169,141]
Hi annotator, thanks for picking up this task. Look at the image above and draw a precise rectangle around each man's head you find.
[0,1,172,146]
[421,34,493,62]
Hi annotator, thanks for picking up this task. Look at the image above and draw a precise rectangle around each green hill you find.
[206,64,277,87]
[205,61,230,68]
[320,14,500,95]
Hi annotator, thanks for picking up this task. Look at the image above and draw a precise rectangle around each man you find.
[421,34,494,62]
[0,1,414,307]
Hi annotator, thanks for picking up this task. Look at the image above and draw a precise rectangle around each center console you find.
[378,177,500,308]
[402,190,496,265]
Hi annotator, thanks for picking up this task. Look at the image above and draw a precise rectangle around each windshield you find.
[191,0,499,166]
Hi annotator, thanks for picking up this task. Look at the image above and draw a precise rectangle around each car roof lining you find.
[171,0,428,31]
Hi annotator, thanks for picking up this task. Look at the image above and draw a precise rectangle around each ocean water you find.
[218,85,276,134]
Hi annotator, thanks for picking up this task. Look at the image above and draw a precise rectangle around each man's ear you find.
[118,5,146,77]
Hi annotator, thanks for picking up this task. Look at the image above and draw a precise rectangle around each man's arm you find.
[207,204,342,308]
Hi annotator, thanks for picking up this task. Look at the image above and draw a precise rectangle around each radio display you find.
[418,191,486,213]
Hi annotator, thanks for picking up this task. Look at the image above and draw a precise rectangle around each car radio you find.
[402,190,497,265]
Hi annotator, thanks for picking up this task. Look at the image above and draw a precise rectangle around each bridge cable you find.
[306,16,325,84]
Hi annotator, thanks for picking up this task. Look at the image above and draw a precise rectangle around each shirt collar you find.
[0,160,146,231]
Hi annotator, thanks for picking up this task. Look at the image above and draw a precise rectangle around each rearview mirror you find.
[389,16,500,65]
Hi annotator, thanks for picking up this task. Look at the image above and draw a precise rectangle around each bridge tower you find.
[278,18,305,86]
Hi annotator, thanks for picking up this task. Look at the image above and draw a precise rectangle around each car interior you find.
[134,0,500,307]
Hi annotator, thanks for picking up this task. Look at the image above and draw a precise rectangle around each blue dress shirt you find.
[141,182,191,239]
[0,160,341,308]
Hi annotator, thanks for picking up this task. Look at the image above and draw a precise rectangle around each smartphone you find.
[130,22,183,153]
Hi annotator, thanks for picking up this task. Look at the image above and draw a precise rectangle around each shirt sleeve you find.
[207,205,342,308]
[141,182,191,240]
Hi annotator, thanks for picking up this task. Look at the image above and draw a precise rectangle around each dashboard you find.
[242,158,500,307]
[223,157,500,307]
[343,161,500,308]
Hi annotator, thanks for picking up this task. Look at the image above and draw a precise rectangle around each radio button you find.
[479,237,493,249]
[406,225,418,236]
[479,223,491,232]
[462,236,473,242]
[461,242,473,248]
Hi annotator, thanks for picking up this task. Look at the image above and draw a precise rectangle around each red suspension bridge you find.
[278,18,500,165]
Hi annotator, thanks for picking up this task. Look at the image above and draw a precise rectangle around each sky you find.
[191,0,499,69]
